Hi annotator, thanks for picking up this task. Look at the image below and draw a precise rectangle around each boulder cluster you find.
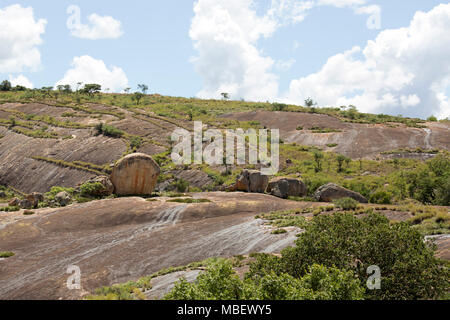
[227,170,367,203]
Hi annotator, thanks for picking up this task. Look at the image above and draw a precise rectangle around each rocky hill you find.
[0,92,449,300]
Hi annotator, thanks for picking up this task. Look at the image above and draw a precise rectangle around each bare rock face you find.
[314,183,368,203]
[110,153,160,196]
[267,177,307,199]
[232,169,269,193]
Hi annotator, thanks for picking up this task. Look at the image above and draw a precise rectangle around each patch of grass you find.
[326,143,338,148]
[333,197,359,211]
[259,209,309,229]
[271,228,288,235]
[0,251,15,258]
[11,126,59,139]
[0,205,20,212]
[32,156,110,175]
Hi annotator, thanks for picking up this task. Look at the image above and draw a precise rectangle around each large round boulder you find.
[267,177,307,199]
[314,183,368,203]
[110,153,160,196]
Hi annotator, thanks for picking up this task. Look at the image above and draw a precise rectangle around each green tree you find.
[132,92,144,105]
[0,80,12,91]
[280,213,449,300]
[336,154,346,172]
[82,84,102,96]
[137,84,149,94]
[304,97,316,107]
[313,151,324,172]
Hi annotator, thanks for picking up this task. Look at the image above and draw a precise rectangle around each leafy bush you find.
[369,190,392,204]
[95,123,124,138]
[279,213,449,300]
[80,182,106,197]
[45,187,75,201]
[333,197,359,210]
[130,136,143,150]
[164,260,365,300]
[174,179,189,193]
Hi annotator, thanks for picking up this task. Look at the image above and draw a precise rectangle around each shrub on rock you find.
[80,176,114,197]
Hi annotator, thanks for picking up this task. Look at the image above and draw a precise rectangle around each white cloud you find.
[191,1,450,118]
[283,3,450,119]
[189,0,279,101]
[9,74,34,88]
[0,4,46,73]
[55,55,129,92]
[190,0,381,103]
[67,5,123,40]
[317,0,366,8]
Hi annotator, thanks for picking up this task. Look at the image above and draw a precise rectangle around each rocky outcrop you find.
[8,195,42,209]
[110,153,160,196]
[267,177,307,199]
[8,198,19,207]
[55,191,72,207]
[314,183,368,203]
[229,169,269,193]
[25,193,44,208]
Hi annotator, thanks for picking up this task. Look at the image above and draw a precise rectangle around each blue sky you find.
[0,0,449,119]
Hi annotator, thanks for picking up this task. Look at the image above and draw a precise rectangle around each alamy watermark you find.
[367,265,381,290]
[171,122,280,175]
[66,265,81,290]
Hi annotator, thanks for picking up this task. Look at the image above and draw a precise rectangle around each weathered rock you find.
[314,183,368,203]
[55,191,72,207]
[267,177,307,199]
[8,198,19,207]
[110,153,160,196]
[83,176,114,196]
[232,170,268,193]
[25,192,44,208]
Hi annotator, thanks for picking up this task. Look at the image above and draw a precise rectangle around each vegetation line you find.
[31,156,110,175]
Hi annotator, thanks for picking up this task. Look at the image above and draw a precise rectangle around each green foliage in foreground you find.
[166,213,449,300]
[165,261,364,300]
[278,213,449,300]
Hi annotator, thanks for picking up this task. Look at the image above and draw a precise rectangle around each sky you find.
[0,0,449,119]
